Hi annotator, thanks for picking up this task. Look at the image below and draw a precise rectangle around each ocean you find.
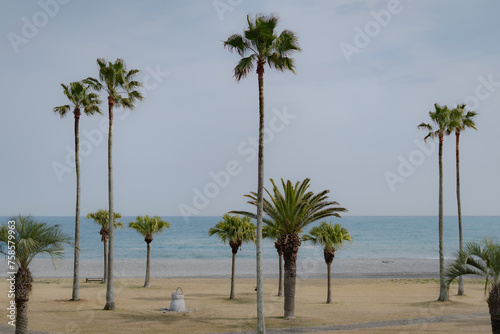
[1,216,499,262]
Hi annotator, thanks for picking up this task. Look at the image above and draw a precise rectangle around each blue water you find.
[1,216,498,261]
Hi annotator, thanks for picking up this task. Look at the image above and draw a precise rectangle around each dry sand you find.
[0,277,491,334]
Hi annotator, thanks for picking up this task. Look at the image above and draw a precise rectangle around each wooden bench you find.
[85,278,104,283]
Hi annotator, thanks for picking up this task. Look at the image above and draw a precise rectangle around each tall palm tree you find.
[53,81,102,301]
[86,210,123,283]
[129,215,171,288]
[232,178,347,319]
[303,222,352,304]
[209,214,256,300]
[445,238,500,333]
[448,104,478,296]
[224,14,301,333]
[85,58,143,310]
[263,222,284,297]
[0,215,70,334]
[418,103,452,301]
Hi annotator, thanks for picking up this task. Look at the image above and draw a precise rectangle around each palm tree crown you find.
[418,103,452,141]
[85,58,143,108]
[446,238,500,333]
[209,214,256,252]
[0,215,71,269]
[86,210,124,241]
[224,14,301,80]
[446,238,500,294]
[448,104,477,135]
[303,222,352,253]
[53,81,102,118]
[129,215,171,243]
[233,178,347,235]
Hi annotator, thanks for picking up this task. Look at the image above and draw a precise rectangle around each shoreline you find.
[2,258,451,279]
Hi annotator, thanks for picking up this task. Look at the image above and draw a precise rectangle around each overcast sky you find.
[1,0,499,218]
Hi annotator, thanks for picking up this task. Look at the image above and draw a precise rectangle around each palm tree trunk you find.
[327,262,332,304]
[278,252,283,297]
[324,248,335,304]
[72,110,81,301]
[256,63,266,333]
[230,251,236,299]
[281,234,301,320]
[105,96,115,310]
[488,283,500,334]
[456,131,464,296]
[15,267,33,334]
[144,242,151,288]
[438,135,448,301]
[103,239,108,284]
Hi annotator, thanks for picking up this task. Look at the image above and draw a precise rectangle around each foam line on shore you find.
[0,258,451,279]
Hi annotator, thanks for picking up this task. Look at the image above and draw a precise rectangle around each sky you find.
[1,0,499,218]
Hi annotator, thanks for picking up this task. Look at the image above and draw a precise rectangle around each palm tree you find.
[129,215,171,288]
[86,210,123,284]
[445,238,500,333]
[85,58,143,310]
[263,222,284,296]
[447,104,478,296]
[224,14,301,333]
[232,178,347,319]
[303,222,352,304]
[209,214,256,300]
[0,215,70,334]
[418,103,452,301]
[53,81,101,301]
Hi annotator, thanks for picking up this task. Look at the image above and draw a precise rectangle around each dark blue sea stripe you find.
[218,312,488,334]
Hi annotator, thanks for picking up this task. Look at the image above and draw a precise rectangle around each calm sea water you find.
[1,216,498,261]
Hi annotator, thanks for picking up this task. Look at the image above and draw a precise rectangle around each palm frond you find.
[86,210,123,228]
[234,55,256,81]
[128,215,171,241]
[0,215,71,269]
[53,105,71,117]
[208,214,256,246]
[223,34,249,57]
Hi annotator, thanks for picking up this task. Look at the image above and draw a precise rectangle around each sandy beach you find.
[0,259,491,333]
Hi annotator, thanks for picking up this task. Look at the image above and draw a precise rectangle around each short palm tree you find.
[0,215,70,334]
[209,214,256,299]
[53,81,102,301]
[86,210,123,284]
[232,178,347,319]
[224,14,301,332]
[418,103,452,301]
[85,58,143,310]
[445,238,500,333]
[263,222,284,296]
[303,222,352,303]
[129,215,171,288]
[448,104,478,295]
